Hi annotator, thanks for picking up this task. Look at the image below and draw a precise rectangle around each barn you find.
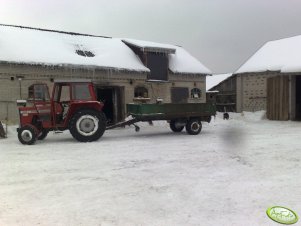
[206,73,235,112]
[235,35,301,120]
[0,24,211,124]
[206,35,301,120]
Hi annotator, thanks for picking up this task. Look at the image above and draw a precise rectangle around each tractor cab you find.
[27,84,52,124]
[17,80,106,145]
[51,81,97,125]
[28,84,51,103]
[18,84,52,126]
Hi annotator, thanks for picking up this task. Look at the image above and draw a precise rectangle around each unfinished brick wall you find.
[237,72,279,112]
[242,74,267,111]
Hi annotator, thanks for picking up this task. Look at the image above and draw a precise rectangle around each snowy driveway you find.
[0,112,300,226]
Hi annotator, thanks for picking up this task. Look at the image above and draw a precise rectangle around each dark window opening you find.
[147,52,168,81]
[191,88,201,99]
[171,87,189,103]
[76,50,95,57]
[296,76,301,120]
[134,87,148,98]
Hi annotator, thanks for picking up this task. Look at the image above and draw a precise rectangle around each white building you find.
[0,24,211,123]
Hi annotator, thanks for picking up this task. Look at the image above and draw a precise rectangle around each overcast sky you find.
[1,0,301,73]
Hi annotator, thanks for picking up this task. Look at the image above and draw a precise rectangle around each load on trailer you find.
[17,80,216,145]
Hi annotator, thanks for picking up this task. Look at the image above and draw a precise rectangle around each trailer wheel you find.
[37,129,49,140]
[69,110,106,142]
[18,125,37,145]
[186,119,202,135]
[169,120,184,132]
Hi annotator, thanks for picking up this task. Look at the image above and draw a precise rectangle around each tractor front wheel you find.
[18,125,37,145]
[69,110,106,142]
[37,129,49,140]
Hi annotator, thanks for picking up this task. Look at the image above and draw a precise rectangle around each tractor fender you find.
[71,101,103,111]
[18,124,39,136]
[67,102,103,120]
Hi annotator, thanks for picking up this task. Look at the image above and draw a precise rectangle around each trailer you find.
[107,103,216,135]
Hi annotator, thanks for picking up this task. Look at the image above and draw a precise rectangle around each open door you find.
[295,76,301,120]
[96,87,124,125]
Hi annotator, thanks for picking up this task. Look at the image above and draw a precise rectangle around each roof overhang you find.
[122,40,176,54]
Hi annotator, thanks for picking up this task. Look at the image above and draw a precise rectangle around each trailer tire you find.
[18,125,37,145]
[169,120,184,132]
[69,110,106,142]
[37,129,49,140]
[186,119,202,135]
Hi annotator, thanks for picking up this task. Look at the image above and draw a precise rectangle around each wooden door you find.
[267,76,289,120]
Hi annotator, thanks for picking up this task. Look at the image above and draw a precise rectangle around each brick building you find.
[206,73,235,112]
[0,24,211,124]
[235,35,301,120]
[207,35,301,120]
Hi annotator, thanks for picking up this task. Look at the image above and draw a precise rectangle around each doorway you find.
[96,87,124,125]
[171,87,189,103]
[266,76,289,120]
[296,76,301,120]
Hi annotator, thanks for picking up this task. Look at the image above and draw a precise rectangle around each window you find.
[28,84,50,101]
[72,84,92,100]
[60,85,70,102]
[75,50,95,57]
[134,87,148,98]
[147,52,168,81]
[35,85,50,101]
[191,88,201,99]
[171,87,189,103]
[28,86,34,101]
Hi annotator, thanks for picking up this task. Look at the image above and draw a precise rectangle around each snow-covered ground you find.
[0,112,300,226]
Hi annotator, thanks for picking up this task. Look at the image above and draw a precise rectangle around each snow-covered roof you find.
[0,25,211,75]
[169,46,211,75]
[206,73,233,91]
[0,25,149,72]
[236,35,301,74]
[122,38,176,54]
[122,38,212,75]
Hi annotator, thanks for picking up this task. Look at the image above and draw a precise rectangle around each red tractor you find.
[17,80,106,145]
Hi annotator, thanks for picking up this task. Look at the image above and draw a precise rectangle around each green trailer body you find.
[126,103,216,122]
[107,103,216,135]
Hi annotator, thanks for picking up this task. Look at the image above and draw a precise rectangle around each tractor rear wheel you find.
[69,109,106,142]
[18,125,37,145]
